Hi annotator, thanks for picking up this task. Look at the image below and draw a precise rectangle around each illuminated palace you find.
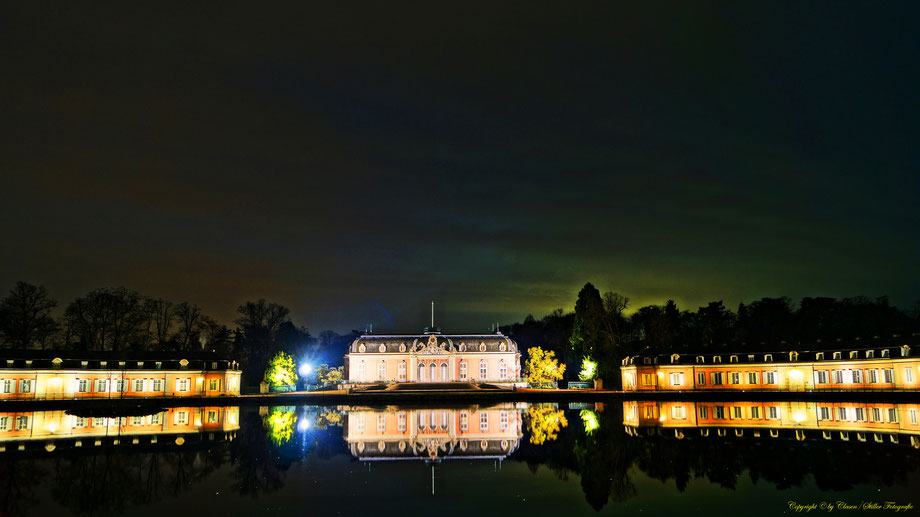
[623,400,920,447]
[345,330,522,386]
[0,351,241,400]
[621,345,919,392]
[342,404,524,461]
[0,406,239,453]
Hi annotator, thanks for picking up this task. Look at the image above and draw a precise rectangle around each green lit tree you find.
[265,351,298,387]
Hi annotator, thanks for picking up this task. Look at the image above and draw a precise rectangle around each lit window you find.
[417,363,425,381]
[815,371,828,384]
[871,407,881,422]
[77,379,89,393]
[152,379,164,391]
[357,361,366,382]
[696,372,706,386]
[177,379,190,392]
[818,407,831,420]
[377,361,387,381]
[747,372,758,384]
[710,372,723,385]
[429,363,437,381]
[853,370,863,383]
[905,368,913,383]
[15,416,29,430]
[765,371,776,384]
[459,411,468,432]
[855,407,866,422]
[150,414,161,425]
[18,379,32,394]
[888,408,898,423]
[911,409,918,426]
[133,379,145,392]
[731,406,742,419]
[730,372,740,385]
[130,416,144,426]
[500,411,509,430]
[94,379,108,392]
[884,369,894,384]
[115,379,127,393]
[832,370,844,384]
[356,414,366,433]
[837,407,848,421]
[398,412,407,432]
[459,361,467,380]
[92,417,105,427]
[74,417,86,428]
[441,363,449,381]
[480,412,489,431]
[479,360,488,380]
[398,361,407,382]
[209,379,219,391]
[670,405,686,419]
[768,406,779,419]
[499,361,508,380]
[207,411,217,423]
[670,372,684,386]
[377,414,386,433]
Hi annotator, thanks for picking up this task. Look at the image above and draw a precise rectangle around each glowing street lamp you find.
[299,363,313,377]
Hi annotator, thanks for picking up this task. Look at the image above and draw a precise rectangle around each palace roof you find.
[623,344,913,367]
[348,332,519,354]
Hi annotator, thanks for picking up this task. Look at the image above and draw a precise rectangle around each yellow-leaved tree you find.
[523,347,566,383]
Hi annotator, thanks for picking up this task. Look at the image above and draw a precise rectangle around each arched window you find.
[459,361,468,380]
[499,360,507,380]
[418,363,426,381]
[357,361,366,382]
[440,411,448,430]
[429,362,437,381]
[441,363,448,382]
[377,361,386,381]
[398,361,407,382]
[479,360,488,380]
[418,411,426,429]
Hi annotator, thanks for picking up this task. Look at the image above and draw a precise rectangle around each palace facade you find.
[342,404,524,461]
[621,345,919,392]
[0,351,241,400]
[345,331,523,386]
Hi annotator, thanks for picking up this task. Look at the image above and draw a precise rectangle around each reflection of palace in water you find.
[342,404,525,461]
[624,400,920,447]
[0,406,239,453]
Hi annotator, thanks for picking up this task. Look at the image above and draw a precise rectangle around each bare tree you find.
[0,281,59,349]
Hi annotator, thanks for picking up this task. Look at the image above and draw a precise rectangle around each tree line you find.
[505,282,920,386]
[0,281,360,386]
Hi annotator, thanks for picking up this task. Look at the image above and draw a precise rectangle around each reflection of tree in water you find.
[47,445,228,517]
[231,409,286,497]
[0,459,44,517]
[524,405,569,445]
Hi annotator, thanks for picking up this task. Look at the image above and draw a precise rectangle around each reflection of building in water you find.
[345,331,522,386]
[0,406,239,453]
[0,351,241,400]
[622,345,920,392]
[623,400,920,446]
[343,405,524,461]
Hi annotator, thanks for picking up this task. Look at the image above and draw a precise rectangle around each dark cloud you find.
[1,2,918,332]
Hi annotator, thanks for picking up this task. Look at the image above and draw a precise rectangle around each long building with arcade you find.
[621,344,920,392]
[0,350,241,400]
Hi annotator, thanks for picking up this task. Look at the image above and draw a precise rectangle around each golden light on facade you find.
[793,410,807,423]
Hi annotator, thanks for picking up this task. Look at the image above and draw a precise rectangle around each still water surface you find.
[1,401,918,516]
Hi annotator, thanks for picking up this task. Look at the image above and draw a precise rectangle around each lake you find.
[1,401,918,516]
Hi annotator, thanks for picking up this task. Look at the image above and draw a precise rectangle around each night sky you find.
[1,3,918,333]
